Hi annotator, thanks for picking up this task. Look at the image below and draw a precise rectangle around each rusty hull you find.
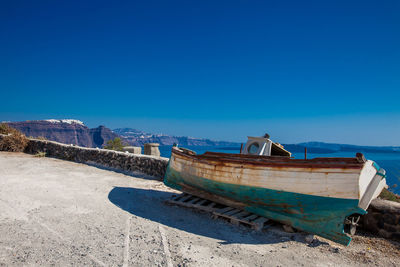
[164,148,368,245]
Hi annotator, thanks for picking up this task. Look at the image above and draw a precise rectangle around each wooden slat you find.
[187,197,200,204]
[167,193,273,232]
[207,202,216,208]
[196,199,207,206]
[243,214,259,221]
[233,211,251,219]
[214,207,235,214]
[179,195,192,202]
[230,211,252,225]
[173,194,187,201]
[223,209,243,217]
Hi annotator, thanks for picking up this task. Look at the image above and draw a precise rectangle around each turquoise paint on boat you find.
[164,163,366,246]
[373,162,381,171]
[372,162,387,177]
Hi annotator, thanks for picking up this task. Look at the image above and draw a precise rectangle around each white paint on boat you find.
[358,161,387,209]
[170,152,385,206]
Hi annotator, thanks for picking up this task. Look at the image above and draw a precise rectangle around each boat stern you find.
[358,160,387,210]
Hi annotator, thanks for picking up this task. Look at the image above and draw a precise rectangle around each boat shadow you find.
[108,186,322,246]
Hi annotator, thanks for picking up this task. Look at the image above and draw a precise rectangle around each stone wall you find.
[361,198,400,241]
[0,135,169,179]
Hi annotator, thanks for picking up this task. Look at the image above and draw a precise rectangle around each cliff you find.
[4,121,240,149]
[6,120,119,148]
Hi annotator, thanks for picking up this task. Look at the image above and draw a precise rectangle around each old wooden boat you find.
[163,135,387,245]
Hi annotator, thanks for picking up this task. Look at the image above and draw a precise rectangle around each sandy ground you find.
[0,152,399,266]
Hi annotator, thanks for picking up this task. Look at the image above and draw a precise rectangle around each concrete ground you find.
[0,152,399,266]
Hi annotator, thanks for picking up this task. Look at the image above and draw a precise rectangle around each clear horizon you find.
[1,1,399,146]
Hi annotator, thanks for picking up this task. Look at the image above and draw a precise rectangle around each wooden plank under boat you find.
[163,136,387,246]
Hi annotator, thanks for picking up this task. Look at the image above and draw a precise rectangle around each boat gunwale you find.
[172,149,365,169]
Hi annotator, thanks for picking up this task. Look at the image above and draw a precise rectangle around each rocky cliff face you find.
[89,125,120,148]
[6,120,119,148]
[5,122,240,149]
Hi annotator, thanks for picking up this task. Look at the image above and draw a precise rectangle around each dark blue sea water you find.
[159,145,400,194]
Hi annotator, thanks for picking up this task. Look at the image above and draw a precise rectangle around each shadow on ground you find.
[108,186,314,245]
[86,162,160,181]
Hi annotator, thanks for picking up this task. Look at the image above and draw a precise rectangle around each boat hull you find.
[165,164,365,246]
[163,148,388,245]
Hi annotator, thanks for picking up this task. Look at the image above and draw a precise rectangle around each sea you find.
[159,145,400,194]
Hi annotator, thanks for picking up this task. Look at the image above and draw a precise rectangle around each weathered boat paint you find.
[171,150,365,200]
[165,164,365,246]
[164,147,386,245]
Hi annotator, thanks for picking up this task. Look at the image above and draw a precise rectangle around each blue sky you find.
[1,0,399,145]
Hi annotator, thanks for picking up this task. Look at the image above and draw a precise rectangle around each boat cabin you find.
[241,134,291,157]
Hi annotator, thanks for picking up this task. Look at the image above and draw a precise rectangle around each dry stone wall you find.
[0,135,168,179]
[361,198,400,241]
